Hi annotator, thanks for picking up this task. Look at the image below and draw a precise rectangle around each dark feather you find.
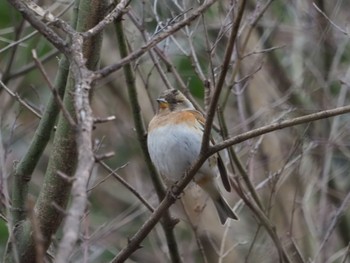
[217,153,231,192]
[187,109,231,192]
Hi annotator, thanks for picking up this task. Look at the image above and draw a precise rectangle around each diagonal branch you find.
[210,105,350,155]
[111,103,350,263]
[201,0,247,152]
[114,18,182,263]
[82,0,131,38]
[96,0,218,79]
[55,45,96,263]
[0,80,42,119]
[55,0,109,261]
[32,50,76,126]
[7,0,69,55]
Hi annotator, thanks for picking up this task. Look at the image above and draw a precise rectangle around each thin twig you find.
[211,105,350,154]
[127,10,175,92]
[27,200,44,263]
[55,0,109,260]
[340,243,350,263]
[0,30,37,54]
[97,160,154,213]
[114,17,182,263]
[0,80,42,118]
[82,0,131,38]
[6,49,60,82]
[230,176,290,263]
[313,2,349,36]
[7,0,70,56]
[112,101,350,262]
[314,191,350,261]
[93,116,116,124]
[0,0,74,55]
[2,19,25,84]
[241,45,286,59]
[201,0,247,152]
[152,46,206,114]
[32,50,76,126]
[217,107,263,210]
[96,0,218,79]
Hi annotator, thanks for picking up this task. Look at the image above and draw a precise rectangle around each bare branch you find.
[7,0,69,55]
[32,50,76,126]
[314,191,350,261]
[112,100,350,263]
[0,80,42,118]
[313,2,349,36]
[211,105,350,154]
[5,49,60,82]
[114,17,182,263]
[93,115,116,124]
[82,0,131,38]
[96,0,218,79]
[340,243,350,263]
[201,0,247,152]
[97,161,154,213]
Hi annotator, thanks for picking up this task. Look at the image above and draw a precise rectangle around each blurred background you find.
[1,0,350,262]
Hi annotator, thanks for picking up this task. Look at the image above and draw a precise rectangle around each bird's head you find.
[156,89,194,113]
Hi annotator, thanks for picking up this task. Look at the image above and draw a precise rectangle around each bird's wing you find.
[216,153,231,192]
[189,110,231,192]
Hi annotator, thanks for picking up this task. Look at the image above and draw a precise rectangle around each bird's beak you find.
[156,98,169,109]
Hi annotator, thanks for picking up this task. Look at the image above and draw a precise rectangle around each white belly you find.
[147,124,203,182]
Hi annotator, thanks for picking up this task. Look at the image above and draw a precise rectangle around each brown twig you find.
[7,0,70,55]
[94,152,115,161]
[5,49,60,82]
[314,191,350,261]
[93,116,116,124]
[111,100,350,262]
[96,0,218,79]
[230,176,290,263]
[55,0,109,260]
[1,19,25,84]
[97,160,155,213]
[152,47,206,113]
[114,16,182,263]
[55,44,96,263]
[82,0,131,38]
[217,107,263,210]
[127,11,175,91]
[26,199,44,263]
[340,243,350,263]
[0,80,42,118]
[313,2,349,36]
[201,0,247,152]
[32,50,76,126]
[211,105,350,155]
[0,0,73,55]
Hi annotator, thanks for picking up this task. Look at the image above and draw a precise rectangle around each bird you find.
[147,89,238,224]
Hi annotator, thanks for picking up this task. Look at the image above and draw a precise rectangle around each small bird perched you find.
[147,89,238,224]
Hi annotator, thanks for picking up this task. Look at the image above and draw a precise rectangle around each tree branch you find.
[55,0,108,261]
[201,0,247,152]
[210,105,350,155]
[96,0,218,79]
[114,18,182,263]
[111,102,350,262]
[7,0,69,55]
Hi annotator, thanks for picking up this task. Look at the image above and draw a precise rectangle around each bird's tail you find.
[196,175,239,224]
[213,195,239,224]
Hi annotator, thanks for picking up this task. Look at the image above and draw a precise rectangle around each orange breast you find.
[148,110,205,132]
